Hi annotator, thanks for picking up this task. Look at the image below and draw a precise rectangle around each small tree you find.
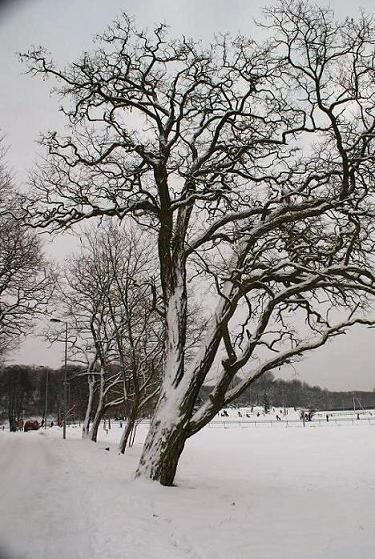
[53,223,163,446]
[22,1,375,484]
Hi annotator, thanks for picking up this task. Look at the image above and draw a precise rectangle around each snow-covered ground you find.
[1,422,374,559]
[211,405,375,426]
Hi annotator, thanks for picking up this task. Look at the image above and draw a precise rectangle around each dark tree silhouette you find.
[21,1,375,484]
[0,139,54,357]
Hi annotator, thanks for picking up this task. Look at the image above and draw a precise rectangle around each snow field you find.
[0,422,374,559]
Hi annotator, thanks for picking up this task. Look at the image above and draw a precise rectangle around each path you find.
[0,431,96,559]
[0,430,199,559]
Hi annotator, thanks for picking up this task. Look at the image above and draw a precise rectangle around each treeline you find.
[2,365,375,430]
[0,364,103,429]
[207,372,375,412]
[0,363,159,436]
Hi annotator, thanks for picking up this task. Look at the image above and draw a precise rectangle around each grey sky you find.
[0,0,374,390]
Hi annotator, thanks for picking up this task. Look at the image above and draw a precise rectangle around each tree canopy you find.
[21,0,375,484]
[0,139,54,358]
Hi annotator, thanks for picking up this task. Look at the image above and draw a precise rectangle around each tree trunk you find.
[89,369,105,442]
[82,374,95,439]
[136,263,242,484]
[137,252,191,484]
[136,382,192,485]
[130,421,138,447]
[119,395,142,453]
[9,414,17,433]
[89,402,106,442]
[119,417,135,454]
[136,412,187,486]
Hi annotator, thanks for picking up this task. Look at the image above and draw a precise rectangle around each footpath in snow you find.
[0,422,374,559]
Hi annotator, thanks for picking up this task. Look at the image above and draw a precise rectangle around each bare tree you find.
[53,223,163,446]
[0,139,54,357]
[22,1,375,485]
[97,226,163,452]
[49,231,123,441]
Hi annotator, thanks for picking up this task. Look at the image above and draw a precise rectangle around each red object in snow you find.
[24,420,40,432]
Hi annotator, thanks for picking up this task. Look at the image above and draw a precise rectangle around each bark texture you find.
[82,374,95,439]
[136,417,187,486]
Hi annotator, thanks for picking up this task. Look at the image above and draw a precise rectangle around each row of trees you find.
[0,137,161,446]
[232,371,375,411]
[0,364,76,432]
[2,365,375,433]
[0,214,165,450]
[0,364,126,436]
[1,1,374,485]
[50,224,165,449]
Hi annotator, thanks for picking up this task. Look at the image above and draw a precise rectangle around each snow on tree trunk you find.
[119,417,135,454]
[135,393,189,485]
[89,370,105,442]
[136,267,241,485]
[136,276,191,485]
[82,374,95,439]
[130,421,138,447]
[89,404,105,442]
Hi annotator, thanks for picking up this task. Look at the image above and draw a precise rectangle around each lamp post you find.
[44,369,48,429]
[50,318,68,439]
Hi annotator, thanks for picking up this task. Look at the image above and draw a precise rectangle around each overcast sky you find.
[0,0,374,391]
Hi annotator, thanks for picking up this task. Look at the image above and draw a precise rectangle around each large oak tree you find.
[22,1,375,484]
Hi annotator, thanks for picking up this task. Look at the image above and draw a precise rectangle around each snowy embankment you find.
[1,423,374,559]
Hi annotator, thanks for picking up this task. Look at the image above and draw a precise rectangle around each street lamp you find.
[50,318,68,439]
[44,369,48,429]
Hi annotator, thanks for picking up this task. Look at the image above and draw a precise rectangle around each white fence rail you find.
[208,417,375,429]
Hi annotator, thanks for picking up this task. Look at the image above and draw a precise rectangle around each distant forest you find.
[227,371,375,411]
[1,365,375,427]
